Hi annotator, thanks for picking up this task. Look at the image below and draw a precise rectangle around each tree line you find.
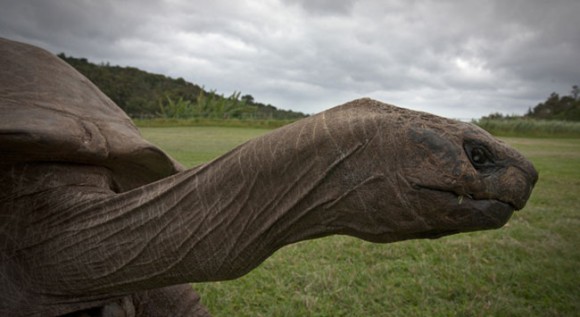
[482,85,580,121]
[58,54,307,120]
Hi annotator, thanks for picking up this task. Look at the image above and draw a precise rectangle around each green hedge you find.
[475,118,580,138]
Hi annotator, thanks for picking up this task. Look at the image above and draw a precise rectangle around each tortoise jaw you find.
[413,182,522,211]
[456,192,520,211]
[412,184,516,233]
[415,229,461,239]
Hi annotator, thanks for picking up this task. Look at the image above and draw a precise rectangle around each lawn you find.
[140,127,580,317]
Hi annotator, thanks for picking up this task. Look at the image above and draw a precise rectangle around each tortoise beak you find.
[503,162,539,211]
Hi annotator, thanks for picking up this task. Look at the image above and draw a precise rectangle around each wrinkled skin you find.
[0,38,538,316]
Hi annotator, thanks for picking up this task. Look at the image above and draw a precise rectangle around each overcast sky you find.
[1,0,579,119]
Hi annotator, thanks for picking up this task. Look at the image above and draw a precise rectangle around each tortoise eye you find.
[470,147,489,165]
[464,142,495,170]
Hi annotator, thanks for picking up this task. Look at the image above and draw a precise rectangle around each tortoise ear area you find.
[408,127,462,164]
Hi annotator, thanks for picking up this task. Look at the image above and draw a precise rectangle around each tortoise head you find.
[319,99,538,242]
[399,116,538,238]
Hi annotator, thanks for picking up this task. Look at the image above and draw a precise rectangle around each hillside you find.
[58,54,307,120]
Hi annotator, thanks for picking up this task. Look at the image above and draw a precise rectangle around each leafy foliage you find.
[480,85,580,122]
[58,54,307,120]
[157,91,261,120]
[525,86,580,121]
[476,86,580,136]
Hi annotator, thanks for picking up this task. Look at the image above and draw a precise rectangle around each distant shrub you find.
[475,118,580,138]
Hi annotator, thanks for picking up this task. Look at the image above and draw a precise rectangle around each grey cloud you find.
[283,0,357,16]
[0,0,578,118]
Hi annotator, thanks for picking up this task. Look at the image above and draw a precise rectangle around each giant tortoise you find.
[0,38,538,316]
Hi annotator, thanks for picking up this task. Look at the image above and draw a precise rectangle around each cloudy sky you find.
[1,0,579,119]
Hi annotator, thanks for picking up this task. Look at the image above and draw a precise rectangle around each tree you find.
[241,94,255,104]
[524,86,580,121]
[572,85,579,101]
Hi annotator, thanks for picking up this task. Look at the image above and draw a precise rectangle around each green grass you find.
[135,118,300,130]
[140,126,580,317]
[140,126,270,167]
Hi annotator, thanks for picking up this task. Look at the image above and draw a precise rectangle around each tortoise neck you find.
[0,163,114,203]
[22,119,375,295]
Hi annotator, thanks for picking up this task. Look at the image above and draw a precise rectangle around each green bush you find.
[475,118,580,138]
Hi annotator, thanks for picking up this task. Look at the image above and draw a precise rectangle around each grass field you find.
[141,127,580,317]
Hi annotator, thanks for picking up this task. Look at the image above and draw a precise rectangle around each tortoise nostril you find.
[513,162,539,187]
[494,165,538,211]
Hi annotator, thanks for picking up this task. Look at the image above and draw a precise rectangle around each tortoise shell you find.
[0,38,183,191]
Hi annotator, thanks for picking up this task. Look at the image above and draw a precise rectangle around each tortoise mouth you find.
[413,183,520,211]
[415,229,461,239]
[412,184,516,234]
